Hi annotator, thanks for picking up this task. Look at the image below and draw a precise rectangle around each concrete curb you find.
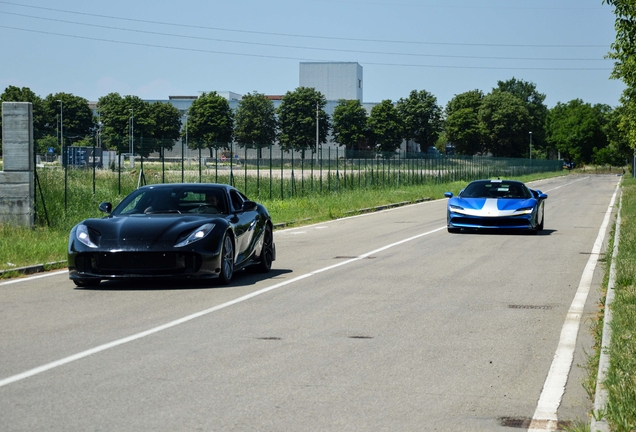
[0,261,67,278]
[590,183,622,432]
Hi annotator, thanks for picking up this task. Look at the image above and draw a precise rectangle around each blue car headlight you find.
[76,224,98,248]
[516,207,534,215]
[449,205,464,213]
[175,223,215,247]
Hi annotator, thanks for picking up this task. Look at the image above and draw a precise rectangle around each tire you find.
[256,225,274,273]
[218,234,235,284]
[73,278,101,288]
[537,210,544,231]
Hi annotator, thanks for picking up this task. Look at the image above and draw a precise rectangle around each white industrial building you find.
[300,62,363,102]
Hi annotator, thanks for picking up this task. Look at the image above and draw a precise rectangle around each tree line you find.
[0,77,630,166]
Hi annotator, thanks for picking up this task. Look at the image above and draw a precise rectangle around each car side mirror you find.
[98,202,112,214]
[444,192,454,198]
[532,190,548,200]
[242,201,258,212]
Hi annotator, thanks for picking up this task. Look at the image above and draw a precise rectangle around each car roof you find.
[469,179,525,186]
[138,183,233,192]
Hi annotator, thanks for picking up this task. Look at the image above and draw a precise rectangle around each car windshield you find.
[113,186,228,215]
[460,181,530,199]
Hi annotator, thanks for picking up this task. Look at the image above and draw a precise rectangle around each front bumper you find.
[448,213,536,230]
[68,250,221,280]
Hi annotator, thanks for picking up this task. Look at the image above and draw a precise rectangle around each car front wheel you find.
[537,210,545,231]
[218,234,234,284]
[256,225,274,273]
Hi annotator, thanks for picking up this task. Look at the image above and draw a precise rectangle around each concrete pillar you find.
[0,102,35,227]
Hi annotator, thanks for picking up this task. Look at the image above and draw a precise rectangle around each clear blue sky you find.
[0,0,625,109]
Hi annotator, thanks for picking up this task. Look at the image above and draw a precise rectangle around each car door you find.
[228,189,258,263]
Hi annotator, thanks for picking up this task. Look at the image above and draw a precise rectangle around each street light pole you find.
[315,101,319,164]
[129,108,134,168]
[182,114,187,183]
[57,100,67,212]
[529,131,532,161]
[129,108,134,154]
[57,100,63,150]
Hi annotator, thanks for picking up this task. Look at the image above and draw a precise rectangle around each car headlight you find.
[76,224,98,248]
[449,205,464,212]
[516,207,534,214]
[175,223,215,247]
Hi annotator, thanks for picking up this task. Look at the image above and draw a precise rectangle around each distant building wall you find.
[300,62,363,102]
[0,102,34,227]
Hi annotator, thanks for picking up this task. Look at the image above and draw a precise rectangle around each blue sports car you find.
[443,179,548,234]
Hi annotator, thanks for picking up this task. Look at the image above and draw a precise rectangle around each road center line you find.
[0,226,446,388]
[528,178,619,431]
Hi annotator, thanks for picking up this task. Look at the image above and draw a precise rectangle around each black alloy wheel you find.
[256,225,274,273]
[219,234,234,284]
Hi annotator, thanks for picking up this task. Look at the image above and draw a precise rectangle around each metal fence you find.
[40,138,563,203]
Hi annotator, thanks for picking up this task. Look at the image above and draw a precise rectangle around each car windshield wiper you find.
[146,209,182,214]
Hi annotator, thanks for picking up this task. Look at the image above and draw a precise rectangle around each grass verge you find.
[590,175,636,431]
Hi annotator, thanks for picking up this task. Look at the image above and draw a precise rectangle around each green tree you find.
[396,89,442,151]
[36,135,59,156]
[277,87,330,155]
[367,100,403,155]
[605,1,636,150]
[97,93,141,153]
[186,91,234,157]
[0,86,47,142]
[43,93,94,147]
[234,92,278,155]
[444,90,484,155]
[605,0,636,89]
[602,104,632,165]
[479,90,531,157]
[148,101,182,155]
[495,78,547,154]
[332,99,369,154]
[545,99,609,165]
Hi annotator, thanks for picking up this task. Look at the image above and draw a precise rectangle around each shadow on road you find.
[74,268,293,291]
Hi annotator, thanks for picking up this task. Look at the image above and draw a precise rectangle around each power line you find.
[0,25,613,72]
[0,0,609,49]
[0,11,608,62]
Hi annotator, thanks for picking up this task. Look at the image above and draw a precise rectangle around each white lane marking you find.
[0,226,446,388]
[0,270,68,287]
[528,179,619,431]
[539,176,587,193]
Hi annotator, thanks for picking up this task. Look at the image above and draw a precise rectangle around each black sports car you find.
[68,183,276,287]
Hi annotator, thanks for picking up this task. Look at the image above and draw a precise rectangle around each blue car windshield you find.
[461,181,531,199]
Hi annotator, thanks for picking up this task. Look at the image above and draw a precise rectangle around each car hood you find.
[80,214,220,250]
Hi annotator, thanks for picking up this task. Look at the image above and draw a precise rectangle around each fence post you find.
[161,137,165,183]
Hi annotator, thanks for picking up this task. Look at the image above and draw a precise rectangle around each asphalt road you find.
[0,174,620,431]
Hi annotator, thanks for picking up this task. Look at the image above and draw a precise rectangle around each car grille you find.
[75,252,201,276]
[450,216,531,228]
